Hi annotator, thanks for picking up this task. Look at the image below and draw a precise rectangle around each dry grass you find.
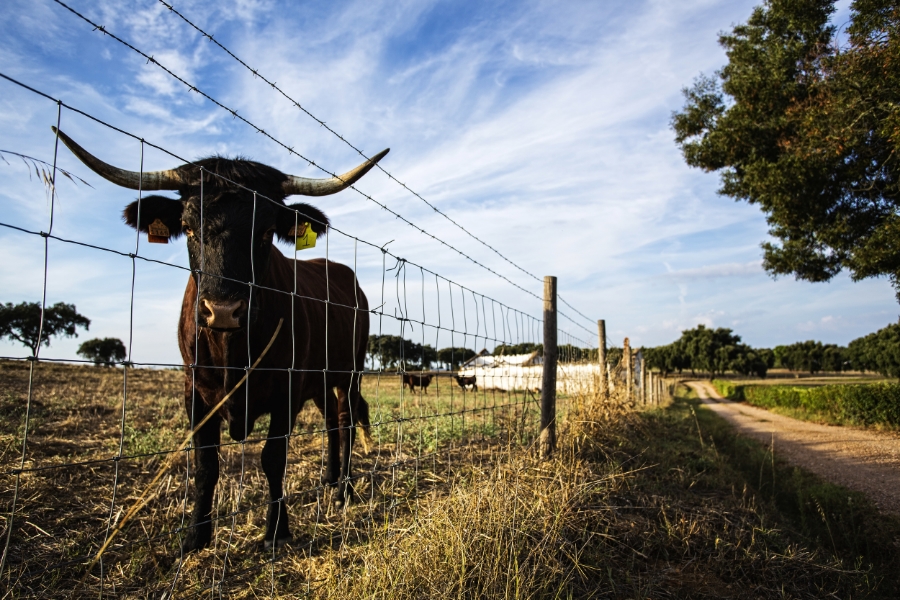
[1,361,895,598]
[0,361,539,597]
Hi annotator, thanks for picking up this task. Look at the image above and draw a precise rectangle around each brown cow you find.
[54,127,387,552]
[401,372,434,394]
[454,375,477,391]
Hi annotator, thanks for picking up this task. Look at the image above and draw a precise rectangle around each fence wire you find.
[0,71,601,597]
[46,0,595,340]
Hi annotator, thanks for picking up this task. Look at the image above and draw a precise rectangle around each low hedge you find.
[712,380,739,399]
[711,380,900,427]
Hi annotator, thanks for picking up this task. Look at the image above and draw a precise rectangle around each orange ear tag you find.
[147,219,170,244]
[289,222,317,251]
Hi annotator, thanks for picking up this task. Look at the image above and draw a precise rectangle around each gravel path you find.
[686,380,900,516]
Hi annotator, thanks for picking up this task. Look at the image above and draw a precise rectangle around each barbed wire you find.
[0,24,602,597]
[49,0,598,332]
[156,1,543,285]
[0,73,596,369]
[159,0,600,333]
[48,0,552,305]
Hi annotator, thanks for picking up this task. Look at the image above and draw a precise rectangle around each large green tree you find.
[673,0,900,297]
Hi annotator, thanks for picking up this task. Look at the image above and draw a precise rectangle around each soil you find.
[687,380,900,516]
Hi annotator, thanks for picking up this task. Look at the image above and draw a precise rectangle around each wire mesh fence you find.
[0,69,614,596]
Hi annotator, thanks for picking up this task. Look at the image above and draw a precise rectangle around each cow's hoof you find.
[333,484,355,509]
[181,528,211,553]
[263,535,292,551]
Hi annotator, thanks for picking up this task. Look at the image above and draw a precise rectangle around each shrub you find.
[729,382,900,427]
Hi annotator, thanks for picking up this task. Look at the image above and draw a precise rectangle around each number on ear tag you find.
[148,219,169,244]
[289,222,317,250]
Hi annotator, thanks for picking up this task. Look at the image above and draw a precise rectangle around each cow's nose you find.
[200,299,247,329]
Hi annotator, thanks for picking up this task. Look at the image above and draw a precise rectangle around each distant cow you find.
[401,373,434,394]
[54,127,387,553]
[454,375,477,391]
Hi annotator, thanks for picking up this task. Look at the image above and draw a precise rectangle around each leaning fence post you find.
[540,275,557,459]
[597,319,607,397]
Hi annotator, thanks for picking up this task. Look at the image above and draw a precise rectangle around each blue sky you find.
[1,0,896,365]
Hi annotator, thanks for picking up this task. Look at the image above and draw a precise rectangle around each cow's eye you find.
[262,227,275,241]
[182,222,194,237]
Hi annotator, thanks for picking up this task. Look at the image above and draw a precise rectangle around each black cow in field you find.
[401,373,434,394]
[54,127,388,552]
[454,375,477,391]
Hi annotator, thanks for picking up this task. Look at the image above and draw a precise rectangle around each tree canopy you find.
[367,335,437,371]
[492,342,542,356]
[773,341,848,373]
[0,301,90,354]
[77,337,127,366]
[847,322,900,377]
[436,346,477,370]
[643,325,771,378]
[673,0,900,298]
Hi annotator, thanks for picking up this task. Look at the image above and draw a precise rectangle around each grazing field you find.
[0,360,541,597]
[2,361,899,598]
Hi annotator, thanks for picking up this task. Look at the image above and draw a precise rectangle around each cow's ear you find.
[122,196,185,240]
[275,202,330,242]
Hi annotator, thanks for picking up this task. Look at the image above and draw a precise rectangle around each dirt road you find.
[686,380,900,516]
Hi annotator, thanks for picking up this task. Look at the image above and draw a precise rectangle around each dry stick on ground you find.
[81,318,284,578]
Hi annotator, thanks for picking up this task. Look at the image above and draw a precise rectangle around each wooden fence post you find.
[624,337,632,401]
[540,276,557,459]
[640,355,647,404]
[597,319,607,397]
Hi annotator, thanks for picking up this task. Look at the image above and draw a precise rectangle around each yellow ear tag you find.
[289,222,317,250]
[147,218,169,244]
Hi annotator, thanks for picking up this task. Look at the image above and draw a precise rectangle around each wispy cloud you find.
[664,261,762,282]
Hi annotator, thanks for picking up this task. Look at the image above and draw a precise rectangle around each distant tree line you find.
[366,335,479,371]
[639,321,900,379]
[365,336,601,371]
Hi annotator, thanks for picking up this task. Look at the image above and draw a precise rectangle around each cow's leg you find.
[316,389,341,486]
[261,409,296,550]
[182,413,221,553]
[334,386,356,508]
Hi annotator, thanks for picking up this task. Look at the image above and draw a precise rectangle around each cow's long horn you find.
[51,127,184,190]
[282,148,389,196]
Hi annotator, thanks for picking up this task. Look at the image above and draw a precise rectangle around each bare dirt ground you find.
[687,380,900,516]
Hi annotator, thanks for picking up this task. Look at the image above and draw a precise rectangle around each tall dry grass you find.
[2,361,892,598]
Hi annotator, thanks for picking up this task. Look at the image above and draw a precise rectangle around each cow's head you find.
[53,127,387,331]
